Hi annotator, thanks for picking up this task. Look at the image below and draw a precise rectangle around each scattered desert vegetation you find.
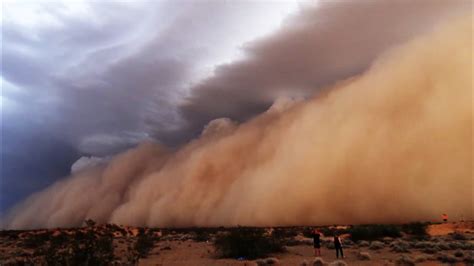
[213,227,285,259]
[347,224,401,242]
[1,221,473,265]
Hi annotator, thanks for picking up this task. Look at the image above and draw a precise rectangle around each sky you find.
[0,0,470,213]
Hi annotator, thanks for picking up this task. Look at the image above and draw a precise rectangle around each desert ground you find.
[1,221,472,265]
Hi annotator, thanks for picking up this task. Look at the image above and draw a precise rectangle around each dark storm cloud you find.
[179,0,470,136]
[2,0,297,150]
[0,126,79,213]
[1,0,298,210]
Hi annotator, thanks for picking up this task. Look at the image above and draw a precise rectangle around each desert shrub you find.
[272,228,301,246]
[436,241,450,250]
[401,222,428,237]
[390,240,410,253]
[312,257,327,266]
[448,241,462,250]
[460,241,474,250]
[413,241,435,249]
[342,239,353,246]
[348,224,401,242]
[134,228,156,258]
[357,240,369,247]
[414,254,430,263]
[454,250,464,257]
[329,260,347,266]
[369,241,384,250]
[255,257,280,265]
[214,227,285,259]
[285,238,312,246]
[422,247,438,254]
[72,232,114,265]
[395,254,414,266]
[272,228,298,239]
[464,253,474,264]
[450,231,466,240]
[0,230,20,240]
[265,257,279,265]
[436,253,458,263]
[21,232,51,248]
[357,251,371,260]
[318,227,334,237]
[41,229,115,266]
[192,230,211,242]
[302,227,315,238]
[325,241,335,249]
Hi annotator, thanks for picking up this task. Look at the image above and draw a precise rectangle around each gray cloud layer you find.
[1,0,297,210]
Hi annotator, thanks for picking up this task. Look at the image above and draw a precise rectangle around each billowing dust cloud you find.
[3,16,472,229]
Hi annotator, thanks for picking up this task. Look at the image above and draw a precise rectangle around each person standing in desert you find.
[334,234,344,259]
[312,229,321,256]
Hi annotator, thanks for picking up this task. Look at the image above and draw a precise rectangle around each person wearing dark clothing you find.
[334,235,344,258]
[312,229,321,256]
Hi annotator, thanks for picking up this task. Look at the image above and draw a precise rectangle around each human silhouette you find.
[334,234,344,258]
[312,229,321,256]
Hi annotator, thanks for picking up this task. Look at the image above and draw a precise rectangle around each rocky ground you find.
[0,221,473,265]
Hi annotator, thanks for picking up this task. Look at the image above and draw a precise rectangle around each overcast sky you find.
[0,0,469,212]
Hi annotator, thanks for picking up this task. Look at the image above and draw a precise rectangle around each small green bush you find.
[312,257,327,266]
[436,241,449,250]
[448,241,462,249]
[272,227,298,239]
[302,227,315,238]
[342,239,353,246]
[390,240,410,253]
[461,242,474,250]
[192,230,211,242]
[329,260,348,266]
[369,241,384,250]
[401,222,428,237]
[259,257,279,265]
[422,247,438,254]
[450,232,467,240]
[413,241,435,249]
[357,251,371,261]
[395,254,414,266]
[42,229,115,266]
[135,228,156,258]
[414,254,430,263]
[464,253,474,264]
[454,250,464,257]
[325,241,335,249]
[348,224,401,242]
[436,253,458,263]
[21,232,50,248]
[213,227,285,259]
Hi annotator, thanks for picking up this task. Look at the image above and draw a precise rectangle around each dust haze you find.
[3,15,472,229]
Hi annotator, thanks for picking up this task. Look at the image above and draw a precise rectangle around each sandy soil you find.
[1,221,472,265]
[138,222,474,265]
